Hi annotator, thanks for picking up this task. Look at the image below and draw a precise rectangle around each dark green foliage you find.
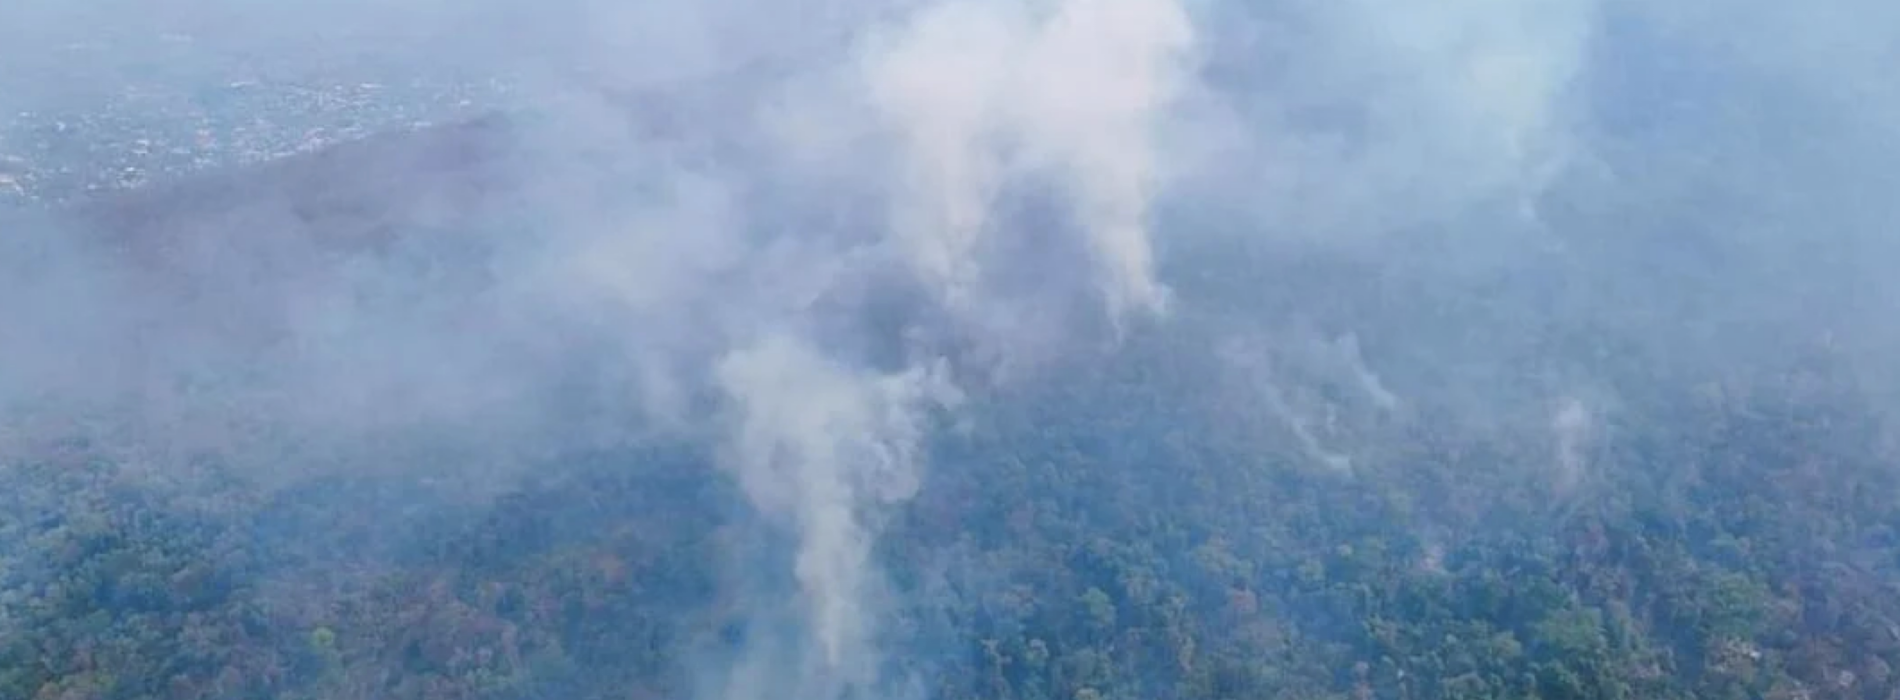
[0,457,279,700]
[5,344,1900,700]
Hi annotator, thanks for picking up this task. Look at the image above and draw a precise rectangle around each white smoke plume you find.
[0,0,1203,691]
[19,0,1900,698]
[715,333,959,693]
[695,2,1197,694]
[671,3,1202,693]
[864,0,1197,323]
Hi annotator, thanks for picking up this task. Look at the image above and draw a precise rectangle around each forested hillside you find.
[5,274,1900,700]
[8,2,1900,700]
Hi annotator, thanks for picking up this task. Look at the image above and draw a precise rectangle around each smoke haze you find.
[5,0,1900,698]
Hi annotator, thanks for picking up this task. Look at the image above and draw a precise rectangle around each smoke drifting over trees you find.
[4,1,1900,699]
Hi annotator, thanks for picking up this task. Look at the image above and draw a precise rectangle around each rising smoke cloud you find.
[864,0,1194,321]
[4,0,1201,697]
[686,1,1201,692]
[9,0,1900,698]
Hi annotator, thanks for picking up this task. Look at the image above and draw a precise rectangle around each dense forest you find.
[7,2,1900,700]
[5,241,1900,700]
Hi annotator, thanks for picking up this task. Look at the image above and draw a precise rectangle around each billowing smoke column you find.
[547,2,1185,696]
[682,0,1199,696]
[713,335,959,694]
[15,0,1900,696]
[865,0,1194,321]
[0,0,1199,692]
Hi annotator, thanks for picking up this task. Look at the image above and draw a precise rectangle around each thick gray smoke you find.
[863,0,1195,321]
[687,1,1199,691]
[2,0,1199,697]
[8,0,1900,698]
